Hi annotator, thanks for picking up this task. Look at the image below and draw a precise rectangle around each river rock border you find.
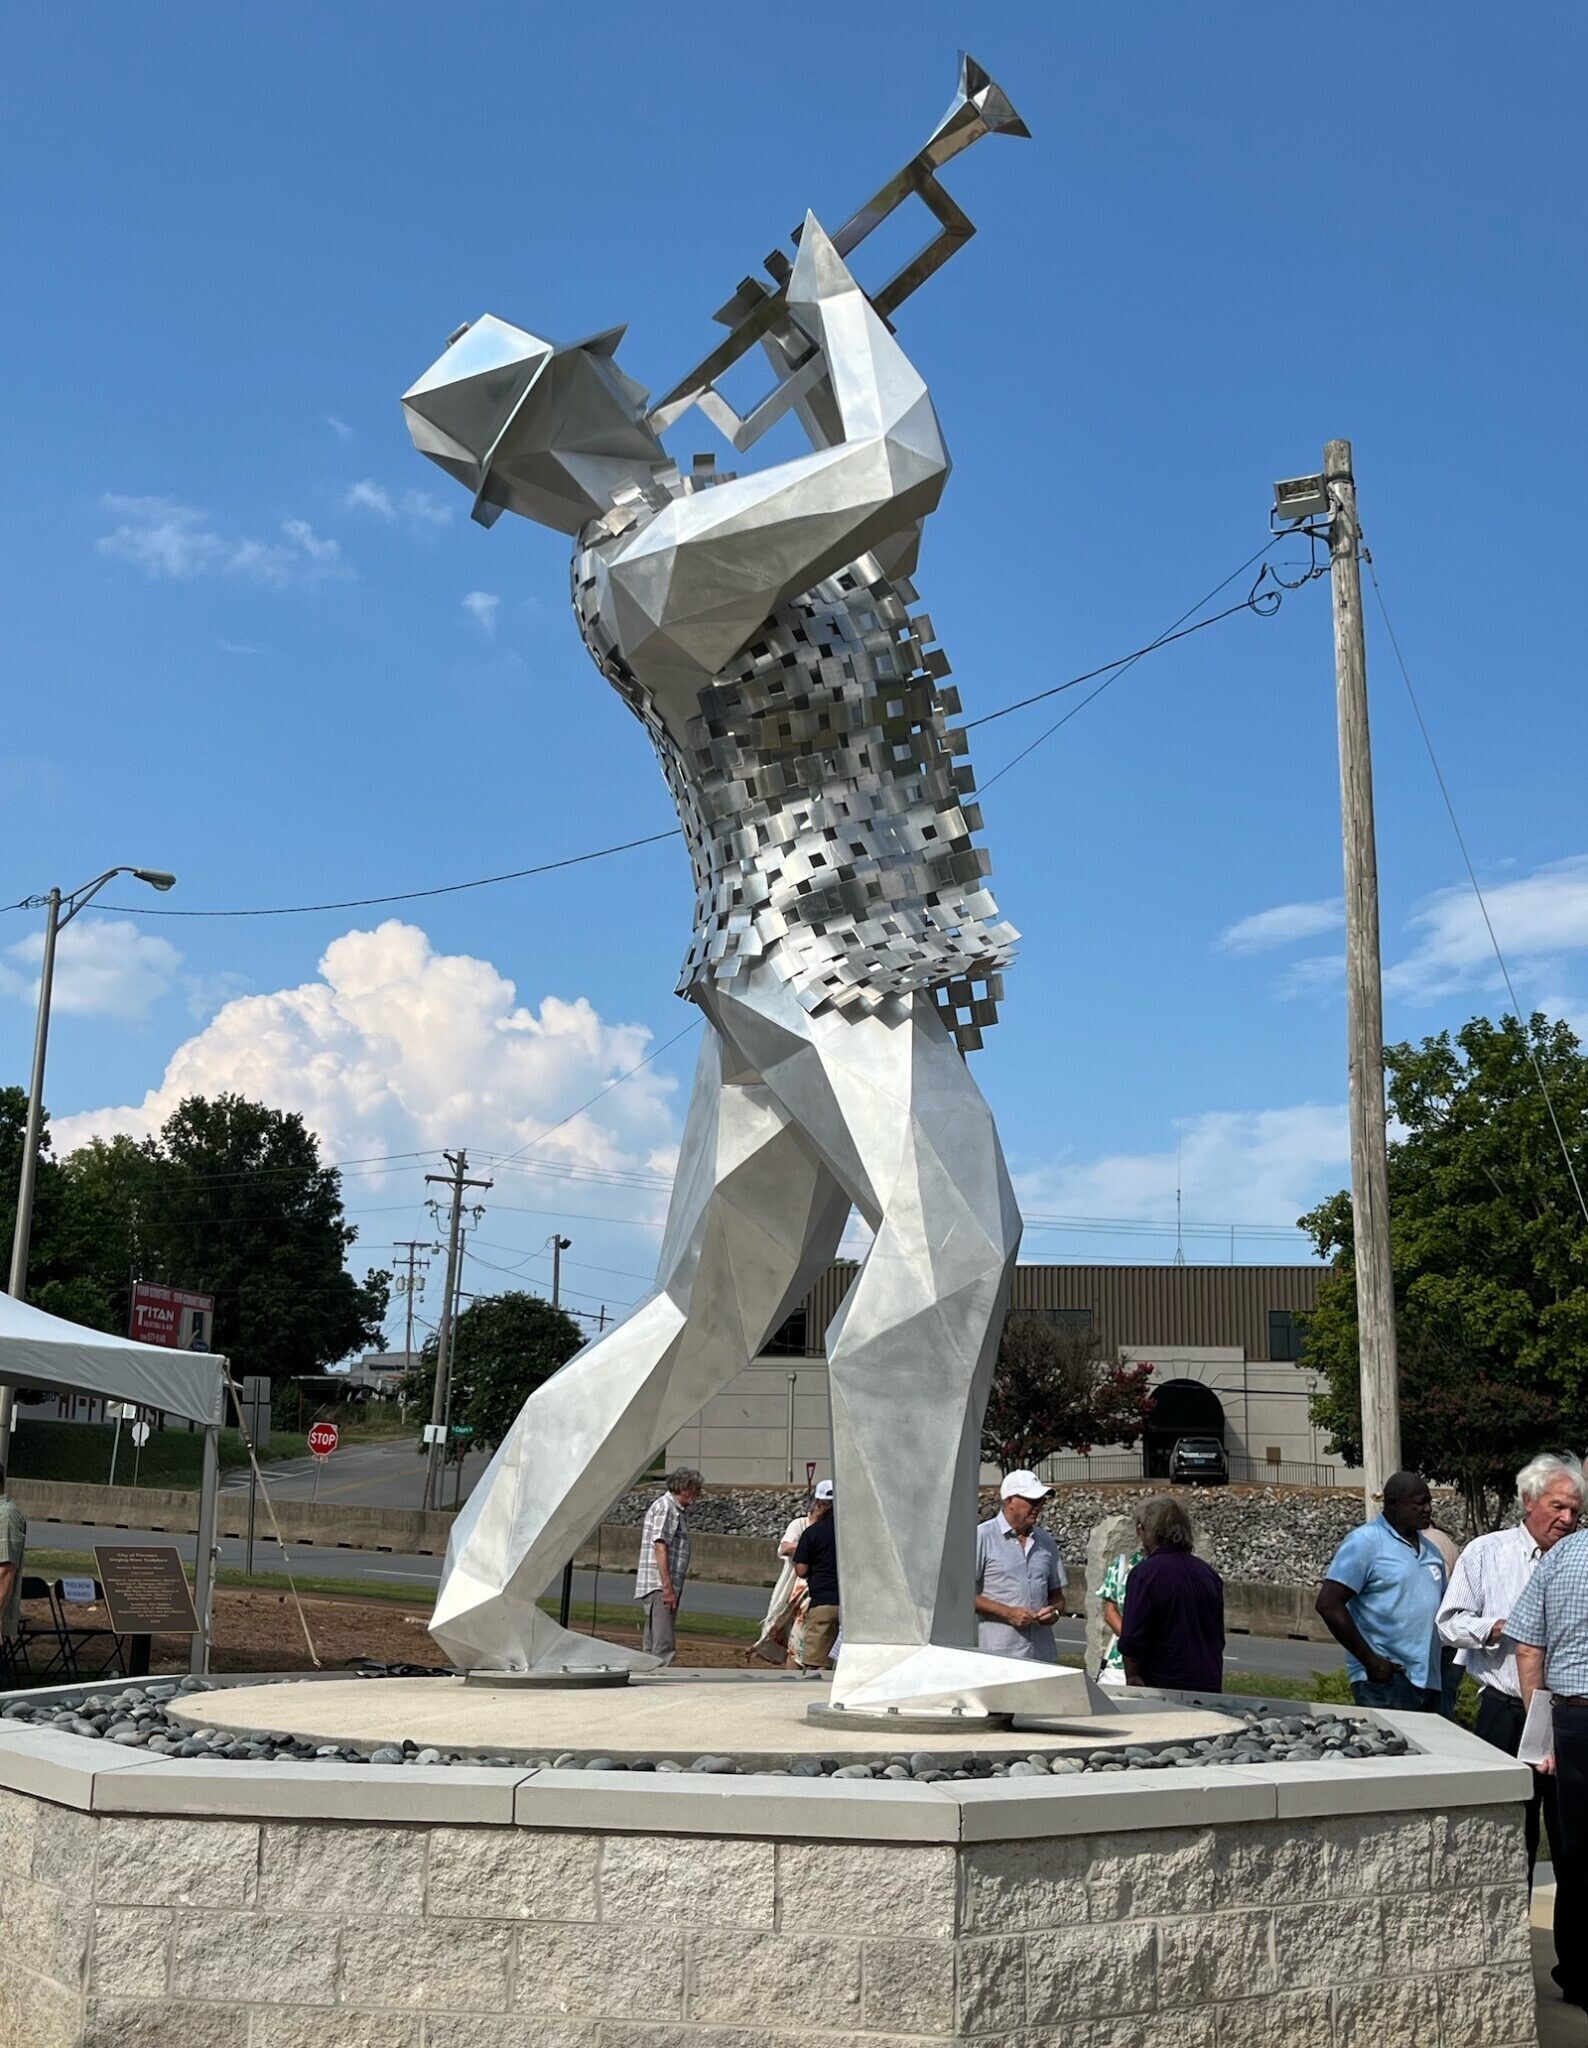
[0,1678,1538,2048]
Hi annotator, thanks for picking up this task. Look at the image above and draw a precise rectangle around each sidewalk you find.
[1534,1881,1586,2047]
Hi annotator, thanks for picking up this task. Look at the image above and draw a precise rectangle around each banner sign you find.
[130,1282,215,1353]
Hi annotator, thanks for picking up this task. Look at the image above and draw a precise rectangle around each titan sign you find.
[129,1281,215,1353]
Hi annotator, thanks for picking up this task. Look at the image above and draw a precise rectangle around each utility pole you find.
[550,1233,575,1627]
[1326,438,1401,1512]
[392,1239,436,1383]
[422,1152,491,1511]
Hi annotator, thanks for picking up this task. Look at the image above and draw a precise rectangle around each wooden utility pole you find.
[422,1152,491,1511]
[392,1239,435,1385]
[1326,438,1401,1511]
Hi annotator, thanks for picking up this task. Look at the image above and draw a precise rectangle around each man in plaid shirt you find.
[635,1467,704,1664]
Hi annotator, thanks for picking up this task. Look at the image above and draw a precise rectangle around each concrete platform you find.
[167,1669,1238,1762]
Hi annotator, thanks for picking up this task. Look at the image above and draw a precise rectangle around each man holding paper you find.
[1508,1498,1588,2011]
[1438,1451,1580,1889]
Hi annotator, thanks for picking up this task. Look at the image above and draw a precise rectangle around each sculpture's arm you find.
[601,214,948,697]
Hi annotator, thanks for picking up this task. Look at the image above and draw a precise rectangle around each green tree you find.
[407,1290,584,1453]
[981,1312,1157,1470]
[138,1095,389,1407]
[35,1135,161,1333]
[1303,1012,1588,1528]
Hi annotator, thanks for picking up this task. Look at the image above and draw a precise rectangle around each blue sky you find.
[3,6,1585,1343]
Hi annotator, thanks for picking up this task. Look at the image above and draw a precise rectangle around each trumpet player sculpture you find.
[407,59,1083,1718]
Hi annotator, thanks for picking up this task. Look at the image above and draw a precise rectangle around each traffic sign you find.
[307,1421,340,1458]
[451,1423,474,1438]
[130,1421,151,1448]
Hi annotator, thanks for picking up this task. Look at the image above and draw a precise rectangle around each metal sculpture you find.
[407,58,1087,1716]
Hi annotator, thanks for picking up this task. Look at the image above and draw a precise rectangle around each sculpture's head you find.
[402,315,666,535]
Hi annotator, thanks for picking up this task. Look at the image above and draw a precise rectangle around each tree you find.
[981,1312,1156,1470]
[1303,1012,1588,1528]
[139,1096,389,1410]
[406,1290,584,1453]
[2,1086,388,1415]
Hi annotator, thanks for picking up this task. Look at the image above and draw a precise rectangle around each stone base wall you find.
[0,1787,1537,2048]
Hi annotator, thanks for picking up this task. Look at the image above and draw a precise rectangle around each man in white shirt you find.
[1438,1450,1582,1889]
[975,1472,1068,1661]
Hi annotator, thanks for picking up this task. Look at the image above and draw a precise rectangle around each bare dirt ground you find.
[19,1587,748,1678]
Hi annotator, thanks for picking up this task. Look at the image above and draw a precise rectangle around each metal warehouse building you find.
[664,1261,1357,1488]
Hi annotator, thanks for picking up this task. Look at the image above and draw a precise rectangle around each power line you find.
[6,830,679,921]
[980,539,1308,792]
[1365,549,1588,1230]
[7,536,1315,926]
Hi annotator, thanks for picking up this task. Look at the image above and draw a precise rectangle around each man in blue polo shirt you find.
[1316,1471,1449,1712]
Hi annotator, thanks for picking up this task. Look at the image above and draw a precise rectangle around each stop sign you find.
[307,1421,339,1458]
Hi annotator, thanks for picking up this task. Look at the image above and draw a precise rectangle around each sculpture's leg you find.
[707,973,1089,1716]
[429,1024,850,1672]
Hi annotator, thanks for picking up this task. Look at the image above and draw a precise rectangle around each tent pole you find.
[191,1423,220,1675]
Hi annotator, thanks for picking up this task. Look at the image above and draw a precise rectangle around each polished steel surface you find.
[409,59,1079,1714]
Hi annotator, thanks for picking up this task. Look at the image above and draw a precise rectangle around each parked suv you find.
[1168,1435,1228,1486]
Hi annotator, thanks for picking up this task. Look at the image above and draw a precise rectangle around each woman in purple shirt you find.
[1118,1496,1225,1693]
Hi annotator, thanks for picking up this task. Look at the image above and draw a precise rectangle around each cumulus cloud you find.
[98,496,351,587]
[1386,855,1588,1003]
[1013,1103,1346,1259]
[50,924,681,1204]
[0,918,182,1020]
[344,479,452,527]
[1216,897,1344,955]
[463,591,500,633]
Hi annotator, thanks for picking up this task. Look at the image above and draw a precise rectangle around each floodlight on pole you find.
[0,864,178,1464]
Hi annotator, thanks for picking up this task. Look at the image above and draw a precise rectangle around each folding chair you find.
[16,1576,76,1681]
[53,1578,128,1680]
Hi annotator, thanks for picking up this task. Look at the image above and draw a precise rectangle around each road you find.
[24,1514,1343,1681]
[220,1436,490,1510]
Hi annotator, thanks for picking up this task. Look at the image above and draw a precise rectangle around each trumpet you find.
[647,52,1029,452]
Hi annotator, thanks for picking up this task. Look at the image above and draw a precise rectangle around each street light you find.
[0,865,177,1463]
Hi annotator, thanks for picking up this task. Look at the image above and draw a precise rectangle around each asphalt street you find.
[219,1436,490,1510]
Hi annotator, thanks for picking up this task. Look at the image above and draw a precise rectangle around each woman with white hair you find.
[1438,1451,1582,1969]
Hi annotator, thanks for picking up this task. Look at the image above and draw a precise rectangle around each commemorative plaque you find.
[91,1544,201,1637]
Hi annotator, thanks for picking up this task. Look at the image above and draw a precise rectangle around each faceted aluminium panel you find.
[407,63,1074,1714]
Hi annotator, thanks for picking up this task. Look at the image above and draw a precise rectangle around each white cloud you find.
[1274,953,1345,1002]
[1386,855,1588,1003]
[98,496,351,587]
[217,639,266,656]
[344,479,452,528]
[1217,897,1344,955]
[1013,1103,1346,1258]
[326,415,354,444]
[50,923,681,1202]
[0,918,182,1020]
[463,591,500,634]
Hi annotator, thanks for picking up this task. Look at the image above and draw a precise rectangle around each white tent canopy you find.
[0,1292,226,1674]
[0,1290,226,1428]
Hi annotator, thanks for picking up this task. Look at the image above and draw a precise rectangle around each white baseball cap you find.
[1000,1469,1051,1502]
[813,1479,835,1500]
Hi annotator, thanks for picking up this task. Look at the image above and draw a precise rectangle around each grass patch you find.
[10,1420,309,1491]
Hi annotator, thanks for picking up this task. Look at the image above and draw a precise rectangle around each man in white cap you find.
[975,1471,1068,1662]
